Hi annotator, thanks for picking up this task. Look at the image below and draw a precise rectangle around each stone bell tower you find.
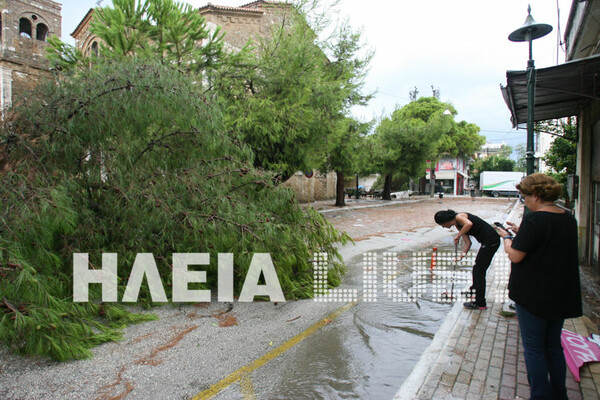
[0,0,61,111]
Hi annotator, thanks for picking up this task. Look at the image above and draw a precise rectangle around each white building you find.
[535,132,556,173]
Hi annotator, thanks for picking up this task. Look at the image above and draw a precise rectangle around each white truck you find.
[479,171,525,197]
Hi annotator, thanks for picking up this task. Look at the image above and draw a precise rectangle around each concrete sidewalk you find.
[394,202,600,400]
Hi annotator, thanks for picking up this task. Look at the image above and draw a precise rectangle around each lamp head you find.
[508,5,553,42]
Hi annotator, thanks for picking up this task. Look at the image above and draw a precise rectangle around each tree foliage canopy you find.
[470,155,515,182]
[390,96,485,160]
[48,0,373,185]
[541,119,577,175]
[369,96,485,198]
[0,59,348,360]
[47,0,233,78]
[215,3,372,180]
[372,99,453,199]
[92,0,226,70]
[437,120,486,159]
[540,118,578,205]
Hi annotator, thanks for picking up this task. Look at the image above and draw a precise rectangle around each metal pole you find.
[526,40,536,176]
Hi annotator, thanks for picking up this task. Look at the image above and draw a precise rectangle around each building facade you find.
[199,1,290,51]
[535,129,556,174]
[475,143,507,160]
[425,156,470,196]
[70,8,96,57]
[565,0,600,278]
[71,1,293,56]
[0,0,60,111]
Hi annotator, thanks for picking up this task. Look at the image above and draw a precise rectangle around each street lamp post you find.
[508,5,552,176]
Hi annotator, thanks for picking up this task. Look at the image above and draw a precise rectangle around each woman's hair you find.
[516,173,562,202]
[434,209,457,224]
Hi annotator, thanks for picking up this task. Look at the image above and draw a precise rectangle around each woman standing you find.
[497,173,582,400]
[434,209,500,310]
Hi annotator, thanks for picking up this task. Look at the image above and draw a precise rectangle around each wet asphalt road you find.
[0,197,516,400]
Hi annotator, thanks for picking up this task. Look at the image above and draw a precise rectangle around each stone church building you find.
[71,1,293,56]
[0,0,60,110]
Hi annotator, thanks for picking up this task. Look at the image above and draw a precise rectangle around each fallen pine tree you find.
[0,59,348,360]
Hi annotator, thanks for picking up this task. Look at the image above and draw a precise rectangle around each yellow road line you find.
[239,375,256,400]
[191,301,358,399]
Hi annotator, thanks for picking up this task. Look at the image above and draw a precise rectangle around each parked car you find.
[390,190,413,199]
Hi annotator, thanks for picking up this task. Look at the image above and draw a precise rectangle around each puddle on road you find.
[269,237,472,399]
[259,205,512,399]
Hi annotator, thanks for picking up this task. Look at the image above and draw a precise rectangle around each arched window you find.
[36,23,48,41]
[91,41,99,57]
[19,18,31,38]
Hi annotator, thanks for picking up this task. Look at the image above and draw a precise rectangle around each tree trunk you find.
[382,174,392,200]
[335,171,346,207]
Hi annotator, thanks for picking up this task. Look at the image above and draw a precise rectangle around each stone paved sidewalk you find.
[394,202,600,400]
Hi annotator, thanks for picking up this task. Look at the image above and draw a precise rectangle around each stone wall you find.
[283,171,337,202]
[201,9,264,51]
[71,9,96,56]
[200,2,293,51]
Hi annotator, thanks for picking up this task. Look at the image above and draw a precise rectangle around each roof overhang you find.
[71,8,94,39]
[501,53,600,128]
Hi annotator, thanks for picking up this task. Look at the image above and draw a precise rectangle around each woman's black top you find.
[509,211,582,320]
[456,213,500,246]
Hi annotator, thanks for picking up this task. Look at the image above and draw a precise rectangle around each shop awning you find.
[501,54,600,128]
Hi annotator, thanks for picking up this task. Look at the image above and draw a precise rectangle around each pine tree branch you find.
[198,213,262,241]
[67,84,163,121]
[134,130,201,163]
[1,298,19,314]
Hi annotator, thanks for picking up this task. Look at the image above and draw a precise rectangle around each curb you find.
[393,300,463,399]
[317,198,423,214]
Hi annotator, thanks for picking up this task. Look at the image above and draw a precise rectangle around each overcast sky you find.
[60,0,574,148]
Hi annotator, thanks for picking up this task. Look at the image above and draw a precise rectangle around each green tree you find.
[373,105,452,200]
[92,0,226,71]
[50,0,373,188]
[393,97,453,124]
[542,119,577,174]
[470,155,515,182]
[437,120,486,159]
[498,144,513,158]
[47,0,230,77]
[378,97,484,197]
[0,59,348,360]
[541,118,577,206]
[217,4,372,181]
[324,118,372,206]
[390,97,454,197]
[216,13,325,179]
[394,97,485,157]
[318,22,373,206]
